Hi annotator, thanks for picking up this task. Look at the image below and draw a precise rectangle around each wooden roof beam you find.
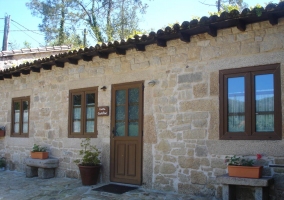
[68,58,79,65]
[12,72,21,77]
[157,39,167,47]
[82,55,93,62]
[135,44,145,51]
[237,19,246,31]
[268,14,278,25]
[180,32,190,43]
[55,61,64,68]
[21,69,30,75]
[31,67,41,73]
[98,52,109,59]
[116,48,126,55]
[3,74,12,79]
[42,64,52,70]
[207,25,217,37]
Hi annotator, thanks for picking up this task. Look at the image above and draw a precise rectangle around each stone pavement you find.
[0,170,212,200]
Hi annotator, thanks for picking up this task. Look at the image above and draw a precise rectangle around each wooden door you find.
[110,81,143,185]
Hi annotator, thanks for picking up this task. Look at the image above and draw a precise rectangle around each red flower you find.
[256,154,262,160]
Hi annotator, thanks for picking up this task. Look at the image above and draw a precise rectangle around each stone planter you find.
[228,165,263,178]
[30,152,49,159]
[78,165,101,185]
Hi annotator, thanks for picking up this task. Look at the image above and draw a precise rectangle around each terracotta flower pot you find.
[78,164,101,185]
[30,152,49,159]
[228,165,263,178]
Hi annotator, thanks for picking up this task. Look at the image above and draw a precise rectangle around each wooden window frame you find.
[68,87,98,138]
[219,64,282,140]
[11,96,30,137]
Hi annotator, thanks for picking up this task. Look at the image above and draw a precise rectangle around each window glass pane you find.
[116,90,126,104]
[228,77,245,132]
[255,74,274,132]
[115,122,125,136]
[116,106,125,120]
[73,95,81,106]
[73,121,81,132]
[23,123,28,133]
[73,95,81,132]
[22,101,29,133]
[129,122,138,137]
[129,88,139,103]
[86,121,94,133]
[14,102,20,134]
[129,106,138,120]
[86,93,95,133]
[86,93,95,105]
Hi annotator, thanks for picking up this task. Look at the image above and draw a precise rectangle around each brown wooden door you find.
[110,81,143,185]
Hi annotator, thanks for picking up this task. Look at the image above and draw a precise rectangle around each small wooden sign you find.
[97,106,109,116]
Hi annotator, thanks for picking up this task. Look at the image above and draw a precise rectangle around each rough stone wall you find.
[0,18,283,199]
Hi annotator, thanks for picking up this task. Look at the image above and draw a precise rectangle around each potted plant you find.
[30,144,49,159]
[0,157,6,170]
[225,154,263,178]
[0,126,5,137]
[74,138,101,185]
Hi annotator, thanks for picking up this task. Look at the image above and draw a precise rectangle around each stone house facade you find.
[0,4,284,200]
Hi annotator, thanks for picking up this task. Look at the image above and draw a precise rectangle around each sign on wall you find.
[97,106,109,116]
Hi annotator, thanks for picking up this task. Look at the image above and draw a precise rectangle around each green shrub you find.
[74,138,100,166]
[32,144,47,152]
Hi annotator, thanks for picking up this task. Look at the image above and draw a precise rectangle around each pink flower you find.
[256,154,262,160]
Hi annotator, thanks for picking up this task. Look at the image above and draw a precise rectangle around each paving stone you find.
[0,170,209,200]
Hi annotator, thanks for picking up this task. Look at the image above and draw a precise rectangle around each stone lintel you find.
[25,158,59,168]
[216,174,274,187]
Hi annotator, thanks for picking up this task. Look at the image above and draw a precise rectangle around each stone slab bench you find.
[217,174,274,200]
[25,158,59,179]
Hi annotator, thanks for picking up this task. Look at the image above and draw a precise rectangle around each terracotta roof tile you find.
[0,3,284,79]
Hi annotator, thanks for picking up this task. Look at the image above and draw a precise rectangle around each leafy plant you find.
[32,144,47,152]
[0,157,6,168]
[74,138,100,166]
[225,155,262,166]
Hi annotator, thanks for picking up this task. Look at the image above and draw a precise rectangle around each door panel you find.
[116,143,126,175]
[110,81,143,185]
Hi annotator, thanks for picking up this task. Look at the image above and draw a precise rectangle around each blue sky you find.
[0,0,277,49]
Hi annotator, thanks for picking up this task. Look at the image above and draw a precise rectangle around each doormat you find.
[93,184,138,194]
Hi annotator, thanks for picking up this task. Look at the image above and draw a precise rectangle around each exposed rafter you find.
[82,55,93,62]
[268,14,279,25]
[116,48,126,55]
[157,39,167,47]
[180,32,190,43]
[55,61,64,68]
[12,72,21,77]
[237,20,246,31]
[31,67,40,73]
[42,64,52,70]
[68,58,79,65]
[98,52,109,59]
[207,26,217,37]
